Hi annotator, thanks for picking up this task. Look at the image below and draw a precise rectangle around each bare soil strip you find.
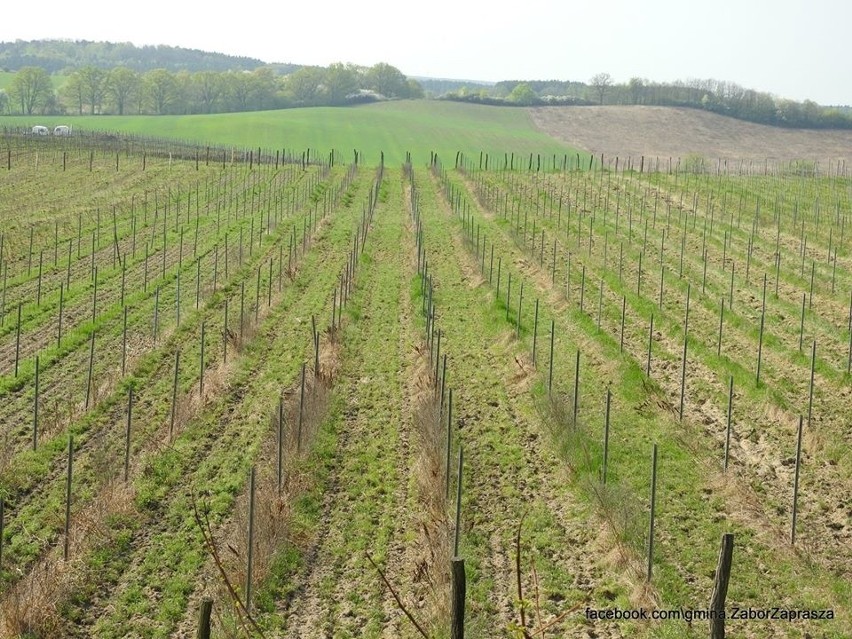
[529,105,852,162]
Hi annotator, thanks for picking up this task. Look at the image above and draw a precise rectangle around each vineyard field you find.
[0,133,848,638]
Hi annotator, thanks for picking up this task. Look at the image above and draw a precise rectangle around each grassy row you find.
[0,165,359,596]
[54,169,371,638]
[434,162,850,637]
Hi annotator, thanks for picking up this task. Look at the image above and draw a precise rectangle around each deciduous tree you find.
[507,82,538,105]
[106,67,140,115]
[145,68,179,114]
[78,66,106,114]
[590,72,613,105]
[9,66,53,115]
[325,63,359,104]
[364,62,409,98]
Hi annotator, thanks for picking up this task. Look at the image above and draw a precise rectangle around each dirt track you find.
[529,105,852,162]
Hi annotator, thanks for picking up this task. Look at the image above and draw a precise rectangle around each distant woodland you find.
[445,76,852,129]
[1,40,850,129]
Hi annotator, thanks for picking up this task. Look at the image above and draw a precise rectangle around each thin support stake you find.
[724,377,734,471]
[791,415,804,545]
[646,443,658,582]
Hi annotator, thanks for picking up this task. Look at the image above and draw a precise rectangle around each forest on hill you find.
[0,39,273,73]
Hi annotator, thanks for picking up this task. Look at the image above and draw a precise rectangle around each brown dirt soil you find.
[529,106,852,162]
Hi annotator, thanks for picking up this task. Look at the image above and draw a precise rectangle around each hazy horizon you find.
[3,0,850,106]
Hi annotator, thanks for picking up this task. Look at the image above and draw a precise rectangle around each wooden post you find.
[196,598,213,639]
[451,446,465,639]
[451,558,466,639]
[709,533,734,639]
[453,446,463,556]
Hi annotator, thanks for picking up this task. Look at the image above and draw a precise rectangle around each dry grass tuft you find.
[0,479,136,639]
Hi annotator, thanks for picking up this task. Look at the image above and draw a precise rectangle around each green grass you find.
[437,165,852,637]
[0,100,581,167]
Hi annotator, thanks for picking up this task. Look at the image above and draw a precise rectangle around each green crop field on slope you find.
[0,100,583,166]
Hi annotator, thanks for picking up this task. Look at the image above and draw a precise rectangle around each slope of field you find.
[0,101,579,167]
[530,105,852,162]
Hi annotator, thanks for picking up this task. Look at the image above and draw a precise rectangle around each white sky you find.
[2,0,851,105]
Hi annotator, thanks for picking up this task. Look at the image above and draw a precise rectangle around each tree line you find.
[444,74,852,129]
[0,62,424,116]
